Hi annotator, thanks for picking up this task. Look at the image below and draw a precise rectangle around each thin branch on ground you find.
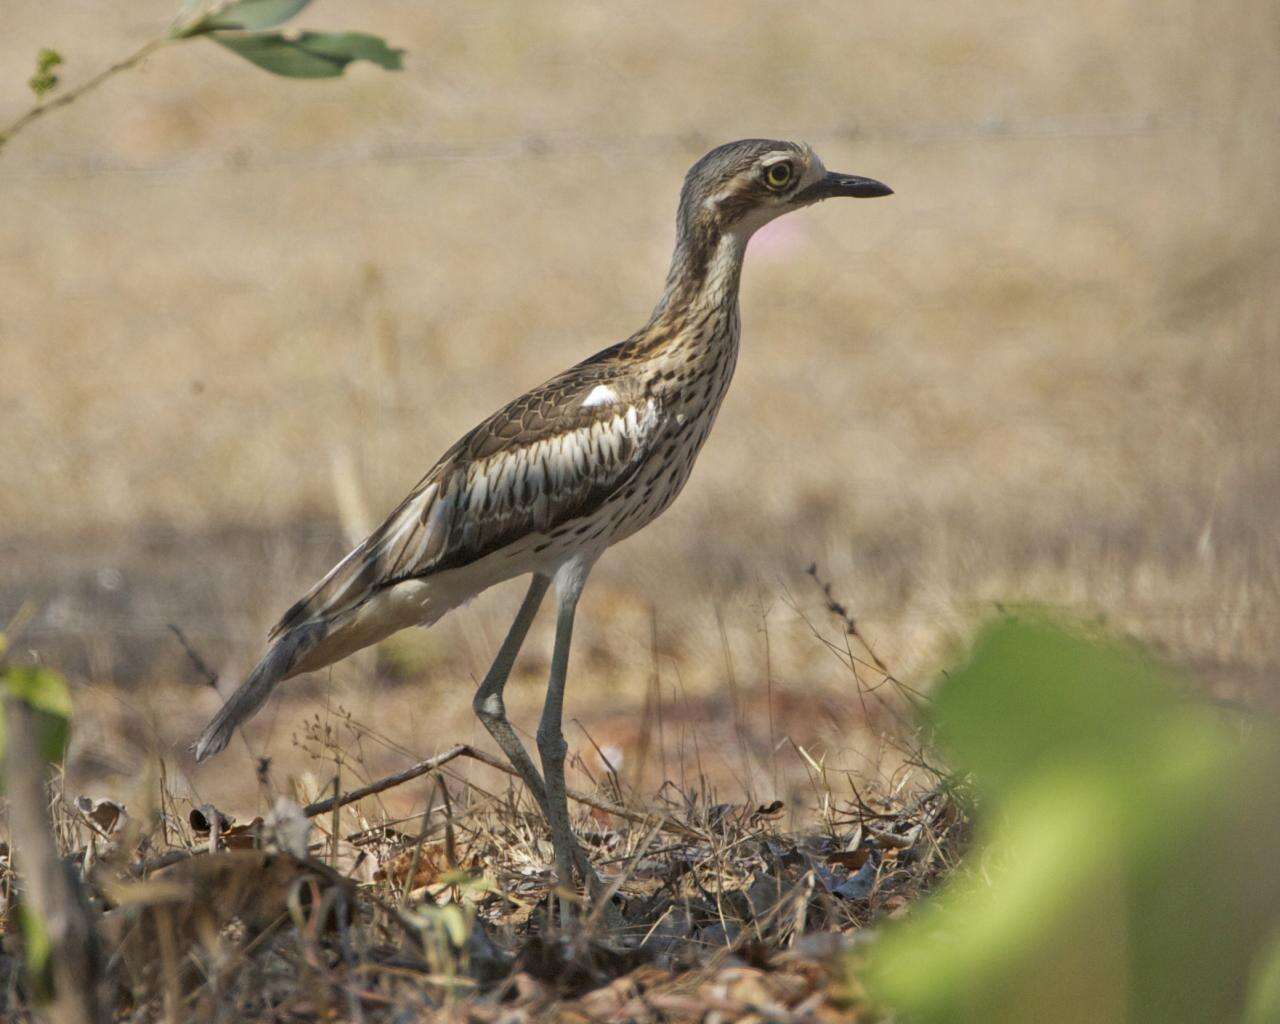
[300,742,702,839]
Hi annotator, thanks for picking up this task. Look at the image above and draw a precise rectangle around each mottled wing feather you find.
[269,368,658,640]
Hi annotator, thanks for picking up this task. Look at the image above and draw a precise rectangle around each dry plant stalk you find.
[3,697,107,1024]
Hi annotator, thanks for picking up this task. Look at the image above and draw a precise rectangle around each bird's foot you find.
[546,829,626,932]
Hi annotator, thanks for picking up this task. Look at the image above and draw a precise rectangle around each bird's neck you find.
[629,222,749,379]
[615,213,757,373]
[652,221,748,325]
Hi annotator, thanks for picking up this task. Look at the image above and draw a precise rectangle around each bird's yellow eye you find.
[763,161,794,190]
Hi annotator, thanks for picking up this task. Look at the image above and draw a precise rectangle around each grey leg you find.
[472,574,552,814]
[537,559,591,897]
[473,573,596,885]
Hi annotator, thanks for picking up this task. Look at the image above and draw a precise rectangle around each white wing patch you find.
[581,384,618,408]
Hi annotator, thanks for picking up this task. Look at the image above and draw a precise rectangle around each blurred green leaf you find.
[18,905,53,1001]
[1244,934,1280,1024]
[864,618,1280,1024]
[0,665,73,772]
[438,904,469,949]
[211,31,403,78]
[930,617,1177,802]
[403,902,473,951]
[173,0,311,37]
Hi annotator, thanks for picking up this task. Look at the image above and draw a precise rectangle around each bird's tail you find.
[193,621,326,762]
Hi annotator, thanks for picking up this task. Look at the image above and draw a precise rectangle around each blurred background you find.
[1,1,1276,814]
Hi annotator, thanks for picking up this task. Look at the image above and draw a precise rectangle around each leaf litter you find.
[1,569,961,1020]
[0,747,961,1022]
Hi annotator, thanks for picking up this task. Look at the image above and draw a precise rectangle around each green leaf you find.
[211,31,404,78]
[173,0,311,37]
[19,905,53,1002]
[1245,933,1280,1024]
[929,616,1178,804]
[862,619,1280,1024]
[438,904,469,949]
[0,666,72,769]
[2,665,72,722]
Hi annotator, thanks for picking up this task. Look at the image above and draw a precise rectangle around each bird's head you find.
[678,138,892,242]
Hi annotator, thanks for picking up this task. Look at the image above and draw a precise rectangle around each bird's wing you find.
[268,368,660,640]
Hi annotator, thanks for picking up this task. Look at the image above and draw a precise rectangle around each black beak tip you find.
[842,175,893,198]
[795,172,894,204]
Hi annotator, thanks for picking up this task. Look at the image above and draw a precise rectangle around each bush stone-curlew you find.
[195,138,892,893]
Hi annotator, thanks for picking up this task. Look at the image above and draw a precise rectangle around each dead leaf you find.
[884,893,912,919]
[188,804,231,835]
[221,820,263,849]
[707,799,787,830]
[100,850,353,999]
[575,964,667,1019]
[826,848,870,871]
[188,804,262,850]
[869,823,921,850]
[76,796,126,834]
[373,842,446,890]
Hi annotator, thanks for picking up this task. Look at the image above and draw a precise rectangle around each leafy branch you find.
[0,0,403,154]
[1,38,168,154]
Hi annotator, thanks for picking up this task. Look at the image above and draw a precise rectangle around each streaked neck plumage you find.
[628,214,758,375]
[651,206,754,326]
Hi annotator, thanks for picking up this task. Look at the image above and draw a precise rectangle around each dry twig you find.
[300,743,701,839]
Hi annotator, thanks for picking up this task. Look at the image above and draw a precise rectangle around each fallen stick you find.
[461,745,702,838]
[302,743,701,839]
[303,745,470,818]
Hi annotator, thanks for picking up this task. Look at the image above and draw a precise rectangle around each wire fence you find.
[0,110,1237,183]
[7,591,1267,649]
[2,99,1271,661]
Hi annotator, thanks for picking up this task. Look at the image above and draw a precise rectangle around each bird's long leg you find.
[537,561,590,903]
[472,574,552,810]
[472,573,595,885]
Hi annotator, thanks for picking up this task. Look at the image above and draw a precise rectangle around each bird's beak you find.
[794,171,893,203]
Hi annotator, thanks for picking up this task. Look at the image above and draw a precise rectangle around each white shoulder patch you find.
[581,384,618,409]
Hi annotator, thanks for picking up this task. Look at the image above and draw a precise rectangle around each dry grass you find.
[1,0,1277,856]
[0,703,960,1022]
